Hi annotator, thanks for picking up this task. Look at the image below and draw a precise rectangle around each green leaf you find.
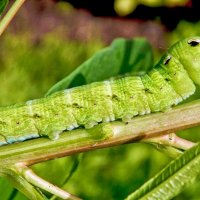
[46,37,153,96]
[0,0,8,15]
[126,143,200,200]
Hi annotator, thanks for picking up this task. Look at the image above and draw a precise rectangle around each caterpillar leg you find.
[84,121,98,129]
[48,130,63,140]
[41,125,64,140]
[84,115,116,129]
[43,123,81,140]
[122,114,134,123]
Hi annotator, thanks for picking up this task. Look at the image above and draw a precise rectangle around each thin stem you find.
[169,133,196,150]
[143,133,196,150]
[0,0,26,36]
[142,133,196,158]
[50,155,81,200]
[18,164,82,200]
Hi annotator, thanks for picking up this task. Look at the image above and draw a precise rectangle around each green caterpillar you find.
[0,37,200,146]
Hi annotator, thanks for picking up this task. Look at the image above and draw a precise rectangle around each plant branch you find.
[16,164,82,200]
[0,99,200,167]
[0,0,26,36]
[141,133,196,158]
[142,133,196,150]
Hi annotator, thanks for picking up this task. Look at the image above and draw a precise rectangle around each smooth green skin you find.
[0,37,200,146]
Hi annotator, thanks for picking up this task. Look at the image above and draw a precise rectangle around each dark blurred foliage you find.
[58,0,200,30]
[56,0,116,16]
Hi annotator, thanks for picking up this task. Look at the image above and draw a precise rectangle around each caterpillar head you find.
[168,36,200,85]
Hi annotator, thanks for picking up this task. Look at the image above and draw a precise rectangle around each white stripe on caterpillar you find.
[26,100,33,116]
[63,90,78,130]
[103,80,115,122]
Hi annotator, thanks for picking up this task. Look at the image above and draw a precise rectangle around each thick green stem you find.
[0,99,200,166]
[0,0,26,36]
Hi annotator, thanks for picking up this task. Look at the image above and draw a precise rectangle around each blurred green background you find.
[1,0,200,199]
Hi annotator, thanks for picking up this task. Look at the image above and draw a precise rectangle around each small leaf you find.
[46,38,153,96]
[0,0,8,15]
[126,143,200,200]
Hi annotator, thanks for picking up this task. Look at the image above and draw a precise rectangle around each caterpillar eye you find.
[187,39,200,47]
[163,55,171,65]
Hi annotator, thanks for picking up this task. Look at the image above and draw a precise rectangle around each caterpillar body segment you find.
[0,36,200,146]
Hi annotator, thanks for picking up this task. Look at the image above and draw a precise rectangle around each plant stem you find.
[143,133,195,150]
[0,99,200,166]
[0,0,26,36]
[17,164,82,200]
[142,133,196,158]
